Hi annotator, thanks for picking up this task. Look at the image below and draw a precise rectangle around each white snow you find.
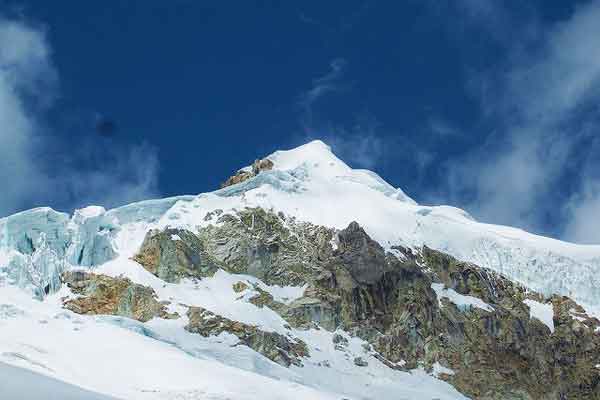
[170,234,181,241]
[74,206,106,221]
[432,362,456,378]
[524,299,555,333]
[431,283,494,312]
[0,270,468,400]
[0,362,118,400]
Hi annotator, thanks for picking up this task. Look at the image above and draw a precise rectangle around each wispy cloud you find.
[313,115,384,170]
[298,58,347,131]
[296,59,385,170]
[564,180,600,244]
[437,0,600,241]
[0,16,54,216]
[427,116,463,139]
[0,16,160,217]
[296,59,434,184]
[563,132,600,243]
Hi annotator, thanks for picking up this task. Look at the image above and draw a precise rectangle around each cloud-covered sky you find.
[1,1,600,244]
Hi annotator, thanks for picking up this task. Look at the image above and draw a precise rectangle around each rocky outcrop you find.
[403,248,600,399]
[220,158,274,188]
[61,271,177,322]
[191,208,600,399]
[335,221,388,284]
[185,306,308,367]
[133,228,218,283]
[126,207,600,397]
[197,207,333,286]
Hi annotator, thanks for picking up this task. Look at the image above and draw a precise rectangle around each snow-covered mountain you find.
[1,140,599,399]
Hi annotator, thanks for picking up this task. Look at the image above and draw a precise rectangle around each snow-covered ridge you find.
[2,140,600,314]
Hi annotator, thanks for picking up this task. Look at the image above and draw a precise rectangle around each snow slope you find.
[0,265,467,400]
[0,362,119,400]
[2,139,600,399]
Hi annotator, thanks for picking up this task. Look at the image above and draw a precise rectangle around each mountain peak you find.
[266,139,347,175]
[3,137,600,400]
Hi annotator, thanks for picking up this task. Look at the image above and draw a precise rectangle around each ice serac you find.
[0,198,194,298]
[67,206,118,267]
[0,208,71,298]
[106,195,195,225]
[0,208,71,257]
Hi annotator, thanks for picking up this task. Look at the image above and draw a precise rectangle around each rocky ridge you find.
[185,306,309,367]
[125,208,600,399]
[220,158,274,188]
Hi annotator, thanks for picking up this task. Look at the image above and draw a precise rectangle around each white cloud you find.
[427,117,462,138]
[440,0,600,240]
[53,140,160,210]
[319,130,384,170]
[0,17,52,215]
[564,180,600,244]
[0,16,160,217]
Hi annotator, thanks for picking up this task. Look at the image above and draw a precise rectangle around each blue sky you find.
[1,1,600,244]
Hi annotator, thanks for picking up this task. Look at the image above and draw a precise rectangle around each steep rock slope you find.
[131,210,600,399]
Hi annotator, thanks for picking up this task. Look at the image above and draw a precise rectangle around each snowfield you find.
[2,140,600,399]
[0,362,119,400]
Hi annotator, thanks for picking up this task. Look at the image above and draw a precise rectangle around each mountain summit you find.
[1,141,599,399]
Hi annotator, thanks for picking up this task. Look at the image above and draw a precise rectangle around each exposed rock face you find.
[197,207,333,286]
[252,158,274,175]
[187,208,600,399]
[220,158,274,188]
[133,228,218,283]
[61,271,177,322]
[185,306,308,367]
[335,221,388,284]
[220,170,254,188]
[413,248,600,399]
[232,281,249,293]
[127,207,600,397]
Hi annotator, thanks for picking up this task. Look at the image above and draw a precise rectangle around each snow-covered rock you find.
[524,299,555,333]
[431,283,494,313]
